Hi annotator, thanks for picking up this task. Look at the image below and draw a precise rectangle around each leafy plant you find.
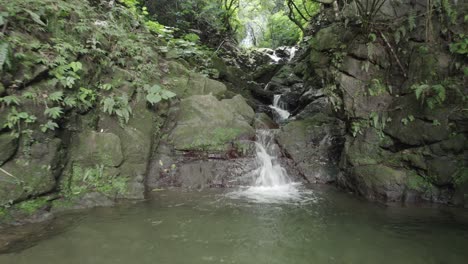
[368,79,387,96]
[3,107,37,134]
[101,94,132,123]
[411,83,446,109]
[0,95,21,106]
[44,106,63,119]
[144,84,176,105]
[40,120,59,132]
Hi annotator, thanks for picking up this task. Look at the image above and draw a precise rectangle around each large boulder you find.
[164,61,227,99]
[168,94,255,151]
[148,94,259,189]
[277,113,345,183]
[0,133,18,166]
[0,138,62,206]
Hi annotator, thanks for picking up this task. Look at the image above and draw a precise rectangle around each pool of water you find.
[1,185,468,264]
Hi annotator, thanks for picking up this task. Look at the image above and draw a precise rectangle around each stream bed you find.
[1,185,468,264]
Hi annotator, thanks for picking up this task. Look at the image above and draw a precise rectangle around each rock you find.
[309,25,341,51]
[165,61,227,99]
[347,165,408,202]
[222,95,255,123]
[0,133,18,166]
[0,139,62,205]
[253,113,278,129]
[72,131,123,167]
[338,73,392,118]
[277,114,345,183]
[147,93,262,189]
[168,94,255,152]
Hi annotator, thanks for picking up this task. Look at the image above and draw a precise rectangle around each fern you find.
[0,95,21,106]
[411,83,446,109]
[44,107,63,119]
[24,9,47,27]
[48,91,64,103]
[40,120,59,132]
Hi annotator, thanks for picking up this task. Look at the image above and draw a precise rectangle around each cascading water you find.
[228,129,313,204]
[253,130,290,187]
[270,94,291,121]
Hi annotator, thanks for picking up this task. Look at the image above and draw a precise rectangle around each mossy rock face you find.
[166,61,227,99]
[254,113,278,129]
[168,94,255,152]
[277,114,345,183]
[0,133,18,166]
[310,25,341,51]
[351,165,408,202]
[72,131,123,167]
[222,95,255,123]
[0,139,62,206]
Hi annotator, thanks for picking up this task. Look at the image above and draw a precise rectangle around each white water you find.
[269,94,291,121]
[228,130,313,204]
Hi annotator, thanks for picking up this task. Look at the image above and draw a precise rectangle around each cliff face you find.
[0,0,263,224]
[289,0,467,205]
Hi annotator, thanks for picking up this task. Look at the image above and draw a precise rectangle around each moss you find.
[15,197,49,215]
[454,167,468,187]
[183,127,243,151]
[66,164,128,198]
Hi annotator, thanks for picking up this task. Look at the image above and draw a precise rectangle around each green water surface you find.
[1,186,468,264]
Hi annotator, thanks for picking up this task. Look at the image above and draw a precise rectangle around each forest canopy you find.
[142,0,320,48]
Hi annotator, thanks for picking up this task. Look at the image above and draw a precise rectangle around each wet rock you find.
[346,164,408,202]
[51,192,115,212]
[277,114,345,183]
[165,61,227,99]
[72,131,123,167]
[0,133,18,166]
[169,94,255,152]
[253,113,278,129]
[0,139,62,206]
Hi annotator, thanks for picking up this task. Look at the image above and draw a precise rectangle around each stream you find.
[1,187,468,264]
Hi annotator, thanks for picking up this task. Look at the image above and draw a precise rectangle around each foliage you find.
[144,84,176,105]
[68,164,128,197]
[411,83,446,109]
[0,0,179,136]
[450,34,468,55]
[101,94,132,124]
[16,197,48,214]
[367,79,388,96]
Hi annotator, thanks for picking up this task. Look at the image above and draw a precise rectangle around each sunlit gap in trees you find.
[237,0,319,49]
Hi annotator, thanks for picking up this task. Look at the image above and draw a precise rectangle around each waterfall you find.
[270,95,290,121]
[227,129,308,204]
[253,130,290,187]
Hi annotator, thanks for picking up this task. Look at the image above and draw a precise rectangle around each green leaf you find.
[49,91,64,102]
[0,95,21,106]
[69,61,82,72]
[40,120,59,132]
[161,90,176,99]
[102,97,116,114]
[146,93,162,105]
[44,107,63,119]
[25,9,47,27]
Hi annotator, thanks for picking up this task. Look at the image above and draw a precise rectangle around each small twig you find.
[379,31,407,78]
[212,40,226,56]
[0,167,20,182]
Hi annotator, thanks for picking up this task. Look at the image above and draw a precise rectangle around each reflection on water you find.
[1,186,468,264]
